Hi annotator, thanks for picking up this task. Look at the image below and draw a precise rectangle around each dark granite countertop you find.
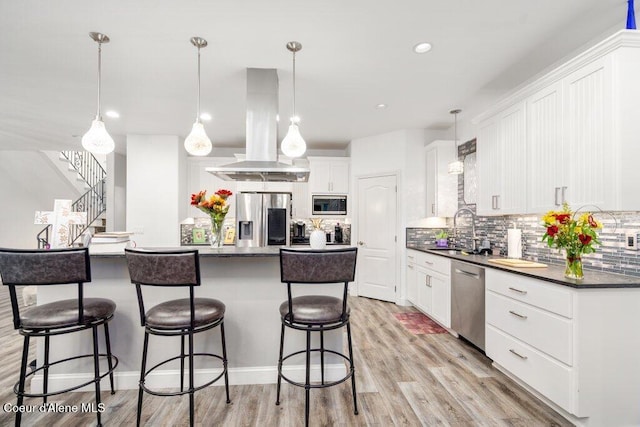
[407,243,640,289]
[91,245,354,259]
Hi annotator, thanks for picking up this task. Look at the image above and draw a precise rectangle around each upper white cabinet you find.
[308,157,350,194]
[425,141,457,218]
[527,81,565,213]
[477,102,527,216]
[475,30,640,213]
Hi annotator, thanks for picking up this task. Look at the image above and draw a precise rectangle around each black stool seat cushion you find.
[21,298,116,329]
[146,298,225,330]
[280,295,349,324]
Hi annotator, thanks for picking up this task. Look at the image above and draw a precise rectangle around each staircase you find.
[37,151,107,248]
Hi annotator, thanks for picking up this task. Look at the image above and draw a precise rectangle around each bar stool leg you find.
[188,329,195,427]
[103,323,115,394]
[180,334,185,393]
[43,332,50,404]
[320,329,325,385]
[15,335,30,427]
[305,327,311,427]
[220,322,231,404]
[137,332,149,427]
[346,321,358,415]
[92,325,103,427]
[275,322,285,405]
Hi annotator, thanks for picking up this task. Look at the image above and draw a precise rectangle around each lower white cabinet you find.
[406,250,451,328]
[485,268,640,426]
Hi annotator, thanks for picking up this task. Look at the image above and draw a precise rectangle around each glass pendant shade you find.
[448,159,464,175]
[281,123,307,158]
[184,121,212,156]
[82,119,115,155]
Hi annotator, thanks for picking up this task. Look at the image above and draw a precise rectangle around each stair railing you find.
[36,151,107,248]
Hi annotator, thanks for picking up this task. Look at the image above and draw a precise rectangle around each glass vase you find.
[210,218,224,248]
[564,252,584,280]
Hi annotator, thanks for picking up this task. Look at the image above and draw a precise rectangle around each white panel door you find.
[476,118,501,216]
[563,58,611,208]
[500,102,527,214]
[356,174,397,302]
[527,82,564,213]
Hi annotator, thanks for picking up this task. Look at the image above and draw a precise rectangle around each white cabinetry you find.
[485,268,640,426]
[476,30,640,213]
[291,182,310,219]
[527,81,565,212]
[425,141,457,218]
[477,102,527,216]
[405,250,450,328]
[308,157,349,194]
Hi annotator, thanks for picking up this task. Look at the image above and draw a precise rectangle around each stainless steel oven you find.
[312,195,347,215]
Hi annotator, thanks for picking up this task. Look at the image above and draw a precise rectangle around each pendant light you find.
[281,41,307,158]
[184,37,212,156]
[448,109,464,175]
[82,32,115,155]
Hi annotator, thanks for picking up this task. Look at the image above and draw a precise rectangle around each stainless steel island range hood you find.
[206,68,309,182]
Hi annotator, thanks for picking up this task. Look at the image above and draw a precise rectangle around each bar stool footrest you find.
[14,353,119,398]
[141,352,227,397]
[279,348,354,389]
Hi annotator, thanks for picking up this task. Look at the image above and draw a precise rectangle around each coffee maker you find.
[292,221,308,244]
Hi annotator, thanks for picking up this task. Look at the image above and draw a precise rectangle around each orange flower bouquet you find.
[191,189,233,247]
[541,203,602,279]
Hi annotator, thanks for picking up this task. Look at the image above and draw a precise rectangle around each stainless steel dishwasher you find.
[451,261,486,351]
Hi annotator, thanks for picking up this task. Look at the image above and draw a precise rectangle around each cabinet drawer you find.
[486,269,572,318]
[486,292,572,365]
[486,326,573,413]
[416,252,450,276]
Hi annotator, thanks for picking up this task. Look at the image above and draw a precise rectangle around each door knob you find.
[358,241,365,246]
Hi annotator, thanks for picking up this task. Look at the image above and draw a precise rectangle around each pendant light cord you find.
[196,45,201,123]
[96,42,102,120]
[292,49,296,123]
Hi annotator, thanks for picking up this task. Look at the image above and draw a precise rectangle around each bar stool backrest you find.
[280,248,357,284]
[279,248,358,322]
[124,248,201,327]
[0,247,91,329]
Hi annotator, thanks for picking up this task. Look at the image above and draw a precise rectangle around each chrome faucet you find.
[453,207,478,252]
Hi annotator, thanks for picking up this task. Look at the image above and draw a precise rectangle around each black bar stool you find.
[124,248,230,427]
[276,247,359,427]
[0,247,118,427]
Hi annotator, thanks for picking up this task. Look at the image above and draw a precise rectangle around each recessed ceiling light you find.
[105,110,120,119]
[200,112,212,121]
[413,42,432,54]
[376,103,387,109]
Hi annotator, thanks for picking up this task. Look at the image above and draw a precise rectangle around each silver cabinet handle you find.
[509,349,528,360]
[408,265,414,269]
[358,241,365,246]
[509,310,528,319]
[508,287,527,295]
[561,186,567,204]
[491,195,496,209]
[495,195,500,210]
[554,187,560,206]
[408,255,415,260]
[425,275,432,287]
[431,203,435,214]
[424,260,434,265]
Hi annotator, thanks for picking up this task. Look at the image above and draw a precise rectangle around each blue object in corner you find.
[628,0,637,30]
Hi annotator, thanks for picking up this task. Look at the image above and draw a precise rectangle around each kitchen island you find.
[32,246,350,393]
[407,243,640,427]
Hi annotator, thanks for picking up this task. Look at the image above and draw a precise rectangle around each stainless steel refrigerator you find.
[236,192,291,247]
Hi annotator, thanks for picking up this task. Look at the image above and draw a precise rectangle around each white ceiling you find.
[0,0,626,154]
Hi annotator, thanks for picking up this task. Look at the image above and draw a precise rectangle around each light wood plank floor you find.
[0,285,572,426]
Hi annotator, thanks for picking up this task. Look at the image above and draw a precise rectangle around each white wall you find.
[0,151,79,248]
[106,151,127,232]
[126,135,186,247]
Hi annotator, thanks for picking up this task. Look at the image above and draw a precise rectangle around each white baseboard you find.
[30,363,348,393]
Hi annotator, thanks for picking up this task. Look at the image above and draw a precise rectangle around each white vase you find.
[310,229,326,249]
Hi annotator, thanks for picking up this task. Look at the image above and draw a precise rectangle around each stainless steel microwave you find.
[312,195,347,215]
